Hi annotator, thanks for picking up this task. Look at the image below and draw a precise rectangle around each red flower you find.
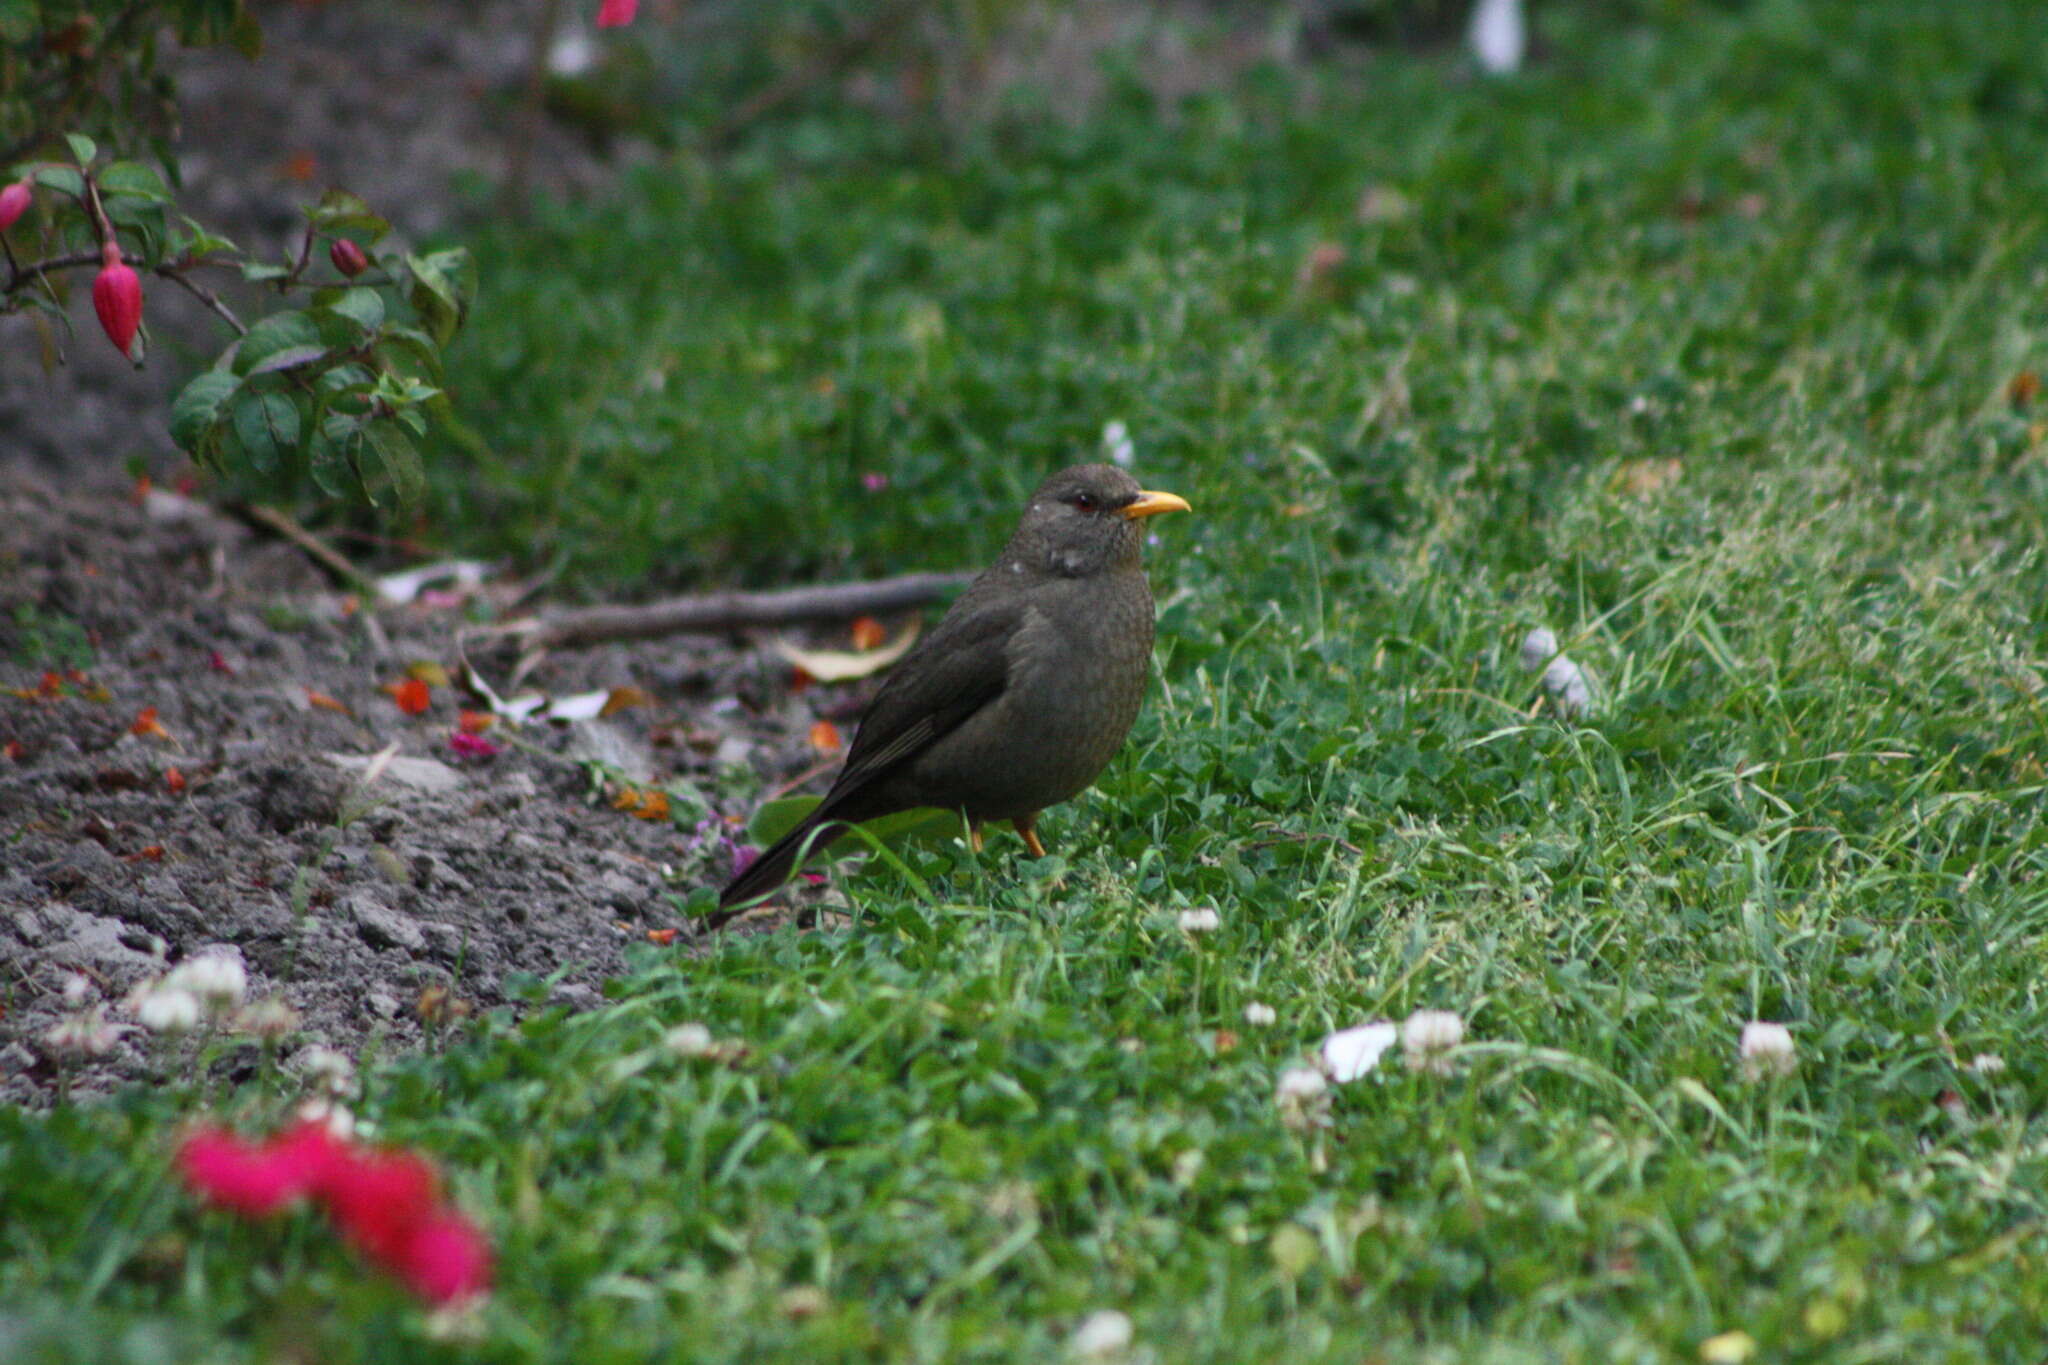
[177,1120,343,1216]
[390,1211,493,1305]
[447,729,500,760]
[0,180,30,232]
[176,1119,492,1306]
[92,241,143,358]
[323,1146,441,1264]
[596,0,637,26]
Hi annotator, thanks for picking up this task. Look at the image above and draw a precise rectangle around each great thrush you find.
[713,464,1190,918]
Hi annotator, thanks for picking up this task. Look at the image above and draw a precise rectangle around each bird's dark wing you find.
[824,588,1022,798]
[712,586,1023,916]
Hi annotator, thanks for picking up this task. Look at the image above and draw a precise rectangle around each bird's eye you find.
[1071,492,1096,512]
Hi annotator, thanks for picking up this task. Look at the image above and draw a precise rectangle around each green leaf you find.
[30,167,84,201]
[363,422,425,509]
[100,162,171,203]
[245,344,329,377]
[320,287,386,335]
[232,311,322,376]
[175,217,238,260]
[404,248,477,347]
[168,371,240,454]
[306,189,390,243]
[240,263,291,283]
[227,391,301,473]
[376,326,446,386]
[64,133,96,167]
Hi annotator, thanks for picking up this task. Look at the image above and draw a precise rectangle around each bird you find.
[710,463,1191,922]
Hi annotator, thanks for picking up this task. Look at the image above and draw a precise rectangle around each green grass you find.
[11,0,2048,1359]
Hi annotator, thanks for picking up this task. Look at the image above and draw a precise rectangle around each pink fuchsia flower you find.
[447,730,500,760]
[0,180,30,232]
[391,1210,493,1305]
[596,0,637,26]
[93,240,143,359]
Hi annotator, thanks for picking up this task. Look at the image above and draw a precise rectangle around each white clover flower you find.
[1521,627,1596,718]
[1543,655,1596,719]
[1275,1066,1328,1102]
[1320,1021,1399,1083]
[1519,626,1560,673]
[44,1011,120,1058]
[666,1023,715,1059]
[1738,1022,1797,1081]
[1177,907,1221,934]
[299,1044,357,1094]
[60,973,92,1008]
[1969,1053,2006,1076]
[1243,1002,1277,1027]
[1468,0,1525,75]
[1069,1308,1133,1358]
[135,987,200,1034]
[1101,420,1135,469]
[163,954,246,1014]
[237,996,301,1040]
[295,1097,357,1139]
[1274,1065,1331,1132]
[1401,1009,1466,1075]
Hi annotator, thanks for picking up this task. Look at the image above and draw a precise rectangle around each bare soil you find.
[0,468,838,1104]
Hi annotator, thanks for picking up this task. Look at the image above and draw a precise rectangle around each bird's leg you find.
[1014,814,1047,859]
[968,821,984,853]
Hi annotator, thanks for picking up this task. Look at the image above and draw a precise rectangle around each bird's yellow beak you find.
[1120,490,1191,521]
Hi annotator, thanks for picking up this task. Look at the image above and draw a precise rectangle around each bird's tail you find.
[706,804,854,926]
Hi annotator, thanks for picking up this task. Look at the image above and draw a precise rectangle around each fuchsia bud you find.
[329,237,368,277]
[596,0,637,26]
[0,180,30,232]
[92,239,143,359]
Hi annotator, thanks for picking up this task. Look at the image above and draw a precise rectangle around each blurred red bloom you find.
[391,1211,494,1305]
[177,1120,344,1216]
[324,1146,441,1264]
[596,0,636,26]
[175,1119,490,1306]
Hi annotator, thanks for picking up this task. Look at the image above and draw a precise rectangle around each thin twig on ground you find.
[226,502,365,588]
[485,571,970,651]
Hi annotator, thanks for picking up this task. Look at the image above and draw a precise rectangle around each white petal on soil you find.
[543,689,611,722]
[374,559,490,606]
[772,620,922,682]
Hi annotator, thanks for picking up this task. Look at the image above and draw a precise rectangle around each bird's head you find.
[1003,464,1191,579]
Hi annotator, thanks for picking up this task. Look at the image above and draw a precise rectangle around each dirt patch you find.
[0,468,848,1104]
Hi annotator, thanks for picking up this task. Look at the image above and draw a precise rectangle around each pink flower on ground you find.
[391,1210,494,1305]
[861,472,889,492]
[596,0,637,26]
[448,730,501,760]
[729,845,760,880]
